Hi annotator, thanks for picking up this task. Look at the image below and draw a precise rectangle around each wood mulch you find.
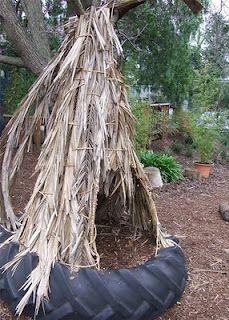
[0,152,229,319]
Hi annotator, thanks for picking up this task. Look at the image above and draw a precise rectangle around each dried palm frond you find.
[0,4,170,316]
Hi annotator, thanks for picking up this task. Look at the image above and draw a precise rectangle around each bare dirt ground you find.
[157,161,229,320]
[0,153,229,320]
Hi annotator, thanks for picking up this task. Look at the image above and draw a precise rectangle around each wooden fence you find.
[150,103,174,140]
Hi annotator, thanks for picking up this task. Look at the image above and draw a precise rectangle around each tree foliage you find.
[0,0,206,112]
[203,12,229,78]
[119,0,203,103]
[4,67,35,113]
[191,64,220,111]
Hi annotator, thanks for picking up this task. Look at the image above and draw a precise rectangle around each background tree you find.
[0,0,203,114]
[120,0,204,104]
[202,11,229,109]
[0,0,202,72]
[191,63,220,111]
[203,12,229,78]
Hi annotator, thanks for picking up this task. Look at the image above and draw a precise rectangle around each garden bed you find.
[1,152,229,319]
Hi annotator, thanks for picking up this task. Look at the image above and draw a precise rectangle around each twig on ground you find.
[192,268,228,274]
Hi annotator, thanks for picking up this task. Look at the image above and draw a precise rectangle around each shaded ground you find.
[0,152,229,319]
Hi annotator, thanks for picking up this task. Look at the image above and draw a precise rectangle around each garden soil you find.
[0,152,228,320]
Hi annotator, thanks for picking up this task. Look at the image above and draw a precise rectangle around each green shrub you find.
[191,64,220,112]
[176,111,219,163]
[171,142,183,154]
[162,146,173,156]
[184,134,193,145]
[218,132,229,161]
[5,67,36,114]
[139,150,184,182]
[184,146,193,158]
[220,149,229,161]
[191,123,219,163]
[175,110,193,134]
[132,101,152,152]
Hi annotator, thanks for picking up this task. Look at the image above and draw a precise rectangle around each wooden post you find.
[33,119,41,149]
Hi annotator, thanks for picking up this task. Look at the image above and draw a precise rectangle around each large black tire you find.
[0,225,187,320]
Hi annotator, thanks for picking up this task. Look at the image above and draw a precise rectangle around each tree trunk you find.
[0,0,47,75]
[21,0,51,64]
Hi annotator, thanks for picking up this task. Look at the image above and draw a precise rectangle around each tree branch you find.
[67,0,85,16]
[0,54,25,67]
[69,0,203,19]
[73,0,85,15]
[113,0,202,15]
[182,0,203,14]
[114,0,145,10]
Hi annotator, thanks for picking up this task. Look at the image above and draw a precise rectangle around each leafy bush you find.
[191,64,220,112]
[171,142,183,154]
[139,150,184,182]
[218,132,229,162]
[132,101,152,152]
[184,134,193,145]
[220,149,229,161]
[191,119,219,163]
[184,146,193,158]
[162,146,173,156]
[175,110,193,134]
[176,110,219,163]
[5,67,36,114]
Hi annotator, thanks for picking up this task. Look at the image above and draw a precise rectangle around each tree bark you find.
[67,0,85,16]
[0,0,47,75]
[0,54,25,67]
[21,0,51,64]
[113,0,145,17]
[82,0,145,10]
[113,0,202,14]
[182,0,203,14]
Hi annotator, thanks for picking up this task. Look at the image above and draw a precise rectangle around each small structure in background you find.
[150,102,175,141]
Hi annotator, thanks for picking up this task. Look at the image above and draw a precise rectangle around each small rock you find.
[144,167,163,188]
[219,202,229,222]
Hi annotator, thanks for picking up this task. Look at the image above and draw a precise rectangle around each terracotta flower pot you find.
[193,162,214,178]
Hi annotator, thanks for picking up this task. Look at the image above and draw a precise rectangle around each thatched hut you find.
[0,0,202,317]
